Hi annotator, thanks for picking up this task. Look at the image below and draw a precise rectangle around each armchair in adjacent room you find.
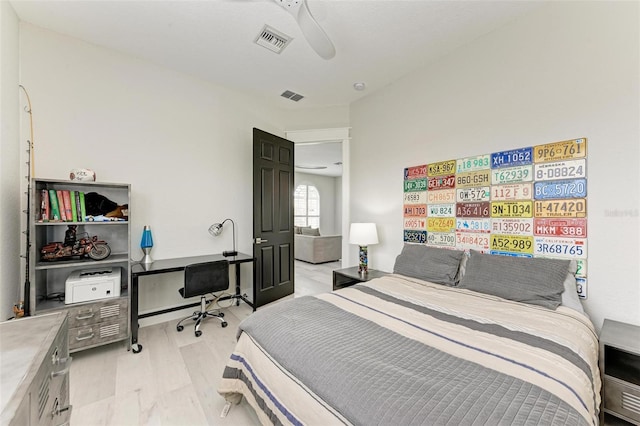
[176,260,229,337]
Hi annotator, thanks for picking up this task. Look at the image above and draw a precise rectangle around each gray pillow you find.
[301,227,320,236]
[393,244,464,286]
[458,250,569,309]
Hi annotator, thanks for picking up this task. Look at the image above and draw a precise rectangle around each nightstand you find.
[332,266,386,291]
[599,319,640,425]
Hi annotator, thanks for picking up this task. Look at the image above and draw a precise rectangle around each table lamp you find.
[349,223,379,274]
[140,225,154,264]
[209,218,238,257]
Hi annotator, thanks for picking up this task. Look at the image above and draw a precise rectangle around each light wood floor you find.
[69,260,340,426]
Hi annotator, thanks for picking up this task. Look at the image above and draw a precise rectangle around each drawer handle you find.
[52,355,71,366]
[51,397,72,418]
[75,333,94,341]
[75,312,95,320]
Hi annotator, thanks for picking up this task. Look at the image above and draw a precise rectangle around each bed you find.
[218,246,600,425]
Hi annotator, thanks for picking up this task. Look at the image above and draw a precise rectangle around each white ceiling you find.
[295,141,342,177]
[9,0,546,111]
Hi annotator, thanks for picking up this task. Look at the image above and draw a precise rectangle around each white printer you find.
[65,267,121,304]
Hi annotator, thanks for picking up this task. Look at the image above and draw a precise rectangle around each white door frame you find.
[285,128,351,267]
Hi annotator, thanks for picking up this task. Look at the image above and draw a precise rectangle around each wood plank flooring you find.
[69,260,340,426]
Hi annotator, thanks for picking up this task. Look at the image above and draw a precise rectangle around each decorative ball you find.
[70,169,96,182]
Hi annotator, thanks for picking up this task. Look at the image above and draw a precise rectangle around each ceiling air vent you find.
[255,25,291,54]
[281,90,304,102]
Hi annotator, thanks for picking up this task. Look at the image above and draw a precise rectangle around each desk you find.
[130,253,255,353]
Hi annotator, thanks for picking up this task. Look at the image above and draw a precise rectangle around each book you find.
[49,189,61,221]
[40,189,50,221]
[74,191,83,222]
[56,190,67,221]
[62,190,73,221]
[70,190,78,222]
[79,192,87,221]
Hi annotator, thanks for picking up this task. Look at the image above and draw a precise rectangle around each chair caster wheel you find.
[219,312,225,318]
[222,322,228,328]
[177,325,184,332]
[195,330,202,337]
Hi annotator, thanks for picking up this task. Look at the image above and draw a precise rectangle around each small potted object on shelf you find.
[41,225,111,261]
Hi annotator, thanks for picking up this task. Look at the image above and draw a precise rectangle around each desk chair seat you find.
[176,260,229,337]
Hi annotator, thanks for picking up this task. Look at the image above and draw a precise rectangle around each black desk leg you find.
[130,275,142,354]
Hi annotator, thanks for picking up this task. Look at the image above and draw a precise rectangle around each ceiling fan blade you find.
[273,0,335,60]
[296,0,335,59]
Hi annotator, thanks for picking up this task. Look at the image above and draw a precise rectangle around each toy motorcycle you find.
[41,232,111,261]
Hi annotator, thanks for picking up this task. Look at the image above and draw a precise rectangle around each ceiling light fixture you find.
[353,82,366,91]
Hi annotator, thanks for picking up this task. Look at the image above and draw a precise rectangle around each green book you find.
[48,189,61,221]
[79,192,87,221]
[70,191,78,222]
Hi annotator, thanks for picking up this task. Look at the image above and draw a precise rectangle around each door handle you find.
[254,237,268,244]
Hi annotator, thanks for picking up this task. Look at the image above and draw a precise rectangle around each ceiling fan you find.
[273,0,336,59]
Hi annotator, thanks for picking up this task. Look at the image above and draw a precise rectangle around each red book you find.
[40,189,50,221]
[56,190,67,221]
[62,190,73,222]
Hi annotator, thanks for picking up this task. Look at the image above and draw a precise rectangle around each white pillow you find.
[561,260,585,314]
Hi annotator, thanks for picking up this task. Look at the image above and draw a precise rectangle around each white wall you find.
[0,1,20,321]
[294,172,340,235]
[349,1,640,330]
[16,24,348,324]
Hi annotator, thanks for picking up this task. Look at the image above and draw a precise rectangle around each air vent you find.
[281,90,304,102]
[255,25,291,54]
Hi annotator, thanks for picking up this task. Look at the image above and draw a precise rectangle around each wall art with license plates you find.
[403,137,588,298]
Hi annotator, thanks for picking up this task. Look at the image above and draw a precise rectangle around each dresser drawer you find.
[604,376,640,423]
[67,297,128,328]
[69,316,128,351]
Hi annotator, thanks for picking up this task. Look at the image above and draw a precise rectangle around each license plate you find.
[456,218,491,233]
[404,217,426,230]
[534,218,587,237]
[491,183,532,201]
[534,138,587,163]
[428,160,456,176]
[576,277,587,299]
[490,234,534,254]
[456,186,490,203]
[427,217,455,233]
[427,189,455,204]
[456,232,490,251]
[404,191,427,204]
[404,164,427,180]
[428,175,455,190]
[456,170,491,188]
[404,178,427,192]
[534,178,587,200]
[457,154,490,173]
[490,251,533,258]
[456,202,491,218]
[404,230,427,244]
[404,204,427,217]
[426,232,456,247]
[576,259,587,277]
[491,218,533,236]
[428,203,455,217]
[491,165,533,184]
[491,201,533,218]
[534,159,586,181]
[534,199,586,218]
[491,147,533,169]
[534,237,587,258]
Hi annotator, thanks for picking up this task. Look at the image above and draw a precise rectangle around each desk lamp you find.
[209,219,238,257]
[140,225,154,264]
[349,223,379,274]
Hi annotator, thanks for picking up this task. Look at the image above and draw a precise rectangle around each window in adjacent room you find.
[294,184,320,228]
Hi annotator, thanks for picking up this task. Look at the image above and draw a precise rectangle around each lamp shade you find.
[349,223,378,246]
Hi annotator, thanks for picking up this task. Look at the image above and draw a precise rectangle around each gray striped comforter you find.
[219,274,600,425]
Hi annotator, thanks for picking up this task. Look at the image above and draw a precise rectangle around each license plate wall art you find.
[402,137,588,298]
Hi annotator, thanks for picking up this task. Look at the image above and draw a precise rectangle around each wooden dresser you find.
[0,312,72,426]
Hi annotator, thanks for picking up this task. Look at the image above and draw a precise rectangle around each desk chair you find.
[176,261,229,337]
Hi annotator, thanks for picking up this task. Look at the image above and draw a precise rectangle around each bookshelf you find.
[29,178,131,352]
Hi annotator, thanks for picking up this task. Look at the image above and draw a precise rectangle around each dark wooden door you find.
[253,128,295,308]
